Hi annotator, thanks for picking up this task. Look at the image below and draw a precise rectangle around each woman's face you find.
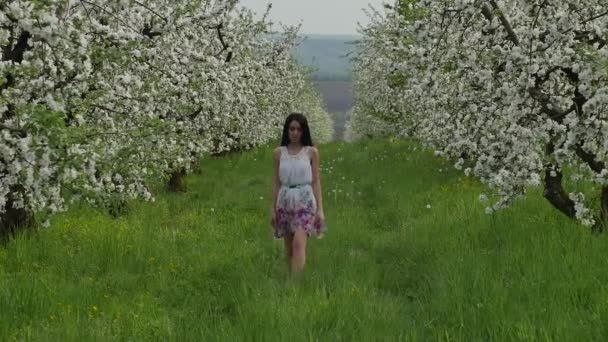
[288,120,303,144]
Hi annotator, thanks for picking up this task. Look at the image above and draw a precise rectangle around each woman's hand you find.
[270,207,277,229]
[315,210,325,227]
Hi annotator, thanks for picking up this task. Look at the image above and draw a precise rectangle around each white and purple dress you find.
[274,146,326,239]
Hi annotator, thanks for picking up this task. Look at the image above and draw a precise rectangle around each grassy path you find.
[1,139,607,341]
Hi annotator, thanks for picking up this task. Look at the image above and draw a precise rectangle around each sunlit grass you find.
[1,138,607,341]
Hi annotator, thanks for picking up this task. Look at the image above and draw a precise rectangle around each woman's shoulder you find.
[273,146,283,159]
[307,145,319,158]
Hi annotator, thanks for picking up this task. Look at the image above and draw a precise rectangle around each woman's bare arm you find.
[271,147,281,214]
[310,146,324,216]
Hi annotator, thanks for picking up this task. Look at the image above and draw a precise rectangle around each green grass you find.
[2,138,608,341]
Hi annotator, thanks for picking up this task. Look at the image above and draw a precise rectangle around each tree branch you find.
[134,1,168,24]
[486,1,520,46]
[582,9,608,24]
[574,145,606,174]
[142,23,162,38]
[528,87,572,122]
[0,123,25,134]
[2,30,31,63]
[573,30,606,49]
[214,23,233,63]
[80,1,141,36]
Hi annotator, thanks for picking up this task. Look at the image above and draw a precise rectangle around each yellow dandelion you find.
[92,306,98,312]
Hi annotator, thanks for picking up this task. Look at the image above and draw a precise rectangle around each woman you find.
[271,113,326,275]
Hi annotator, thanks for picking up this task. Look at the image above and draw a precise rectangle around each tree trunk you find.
[191,163,202,175]
[0,197,34,242]
[167,169,187,192]
[543,143,576,219]
[543,165,576,219]
[1,30,35,240]
[600,186,608,229]
[190,154,202,175]
[107,197,129,218]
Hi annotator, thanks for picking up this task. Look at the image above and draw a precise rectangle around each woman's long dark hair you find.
[280,113,314,147]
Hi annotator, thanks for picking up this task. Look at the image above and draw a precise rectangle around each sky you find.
[238,0,388,36]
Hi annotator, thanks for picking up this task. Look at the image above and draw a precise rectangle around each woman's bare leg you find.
[290,229,308,274]
[283,232,294,270]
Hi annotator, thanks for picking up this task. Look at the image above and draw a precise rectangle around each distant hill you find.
[289,34,358,140]
[290,34,360,81]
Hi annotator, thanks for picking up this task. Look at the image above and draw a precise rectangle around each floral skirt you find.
[273,185,326,239]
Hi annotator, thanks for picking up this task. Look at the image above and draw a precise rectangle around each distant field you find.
[290,34,356,140]
[313,81,353,113]
[291,34,358,81]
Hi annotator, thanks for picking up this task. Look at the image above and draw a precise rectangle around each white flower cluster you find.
[353,0,608,226]
[346,6,403,142]
[1,1,313,223]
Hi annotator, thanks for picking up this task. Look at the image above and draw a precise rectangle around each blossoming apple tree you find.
[0,0,313,234]
[353,0,608,228]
